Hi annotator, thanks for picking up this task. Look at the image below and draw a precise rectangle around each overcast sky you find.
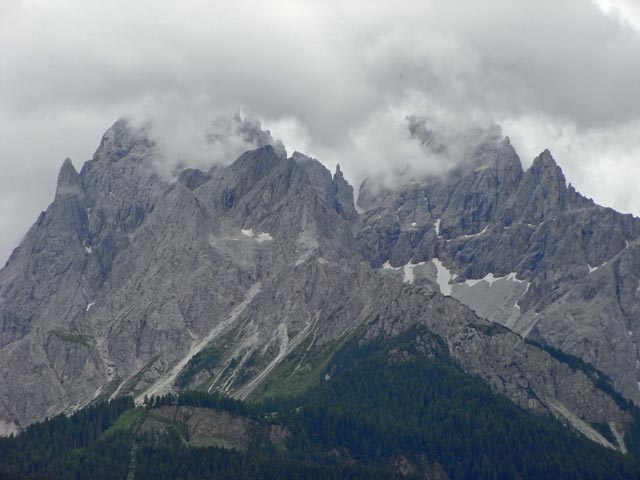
[2,0,640,266]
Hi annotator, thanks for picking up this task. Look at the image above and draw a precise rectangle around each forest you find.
[2,331,640,479]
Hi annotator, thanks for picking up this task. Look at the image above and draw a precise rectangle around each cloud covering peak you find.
[2,0,640,264]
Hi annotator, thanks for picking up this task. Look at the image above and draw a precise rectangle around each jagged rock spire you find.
[54,158,83,200]
[333,164,358,221]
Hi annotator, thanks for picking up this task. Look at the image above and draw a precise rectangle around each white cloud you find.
[2,0,640,264]
[595,0,640,32]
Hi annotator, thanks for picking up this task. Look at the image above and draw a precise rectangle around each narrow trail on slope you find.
[135,282,262,404]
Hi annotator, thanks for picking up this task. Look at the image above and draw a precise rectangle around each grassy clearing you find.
[103,408,146,439]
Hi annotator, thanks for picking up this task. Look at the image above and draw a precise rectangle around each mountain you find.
[0,118,639,468]
[356,134,640,406]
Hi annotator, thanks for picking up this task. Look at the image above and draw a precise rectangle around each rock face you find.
[0,119,370,430]
[356,136,640,406]
[0,119,638,453]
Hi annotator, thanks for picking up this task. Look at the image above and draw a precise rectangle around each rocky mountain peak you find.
[508,149,575,224]
[91,118,152,164]
[530,149,565,183]
[54,158,82,201]
[232,144,281,174]
[495,137,521,168]
[290,151,335,203]
[222,145,284,210]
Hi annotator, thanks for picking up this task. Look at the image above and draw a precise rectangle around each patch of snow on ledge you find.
[588,261,608,273]
[241,228,273,242]
[432,258,453,295]
[381,260,427,284]
[514,281,530,310]
[465,271,525,287]
[86,302,95,312]
[434,218,441,236]
[403,261,427,284]
[461,226,488,239]
[256,232,273,242]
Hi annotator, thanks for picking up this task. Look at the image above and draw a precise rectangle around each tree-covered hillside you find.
[2,332,640,479]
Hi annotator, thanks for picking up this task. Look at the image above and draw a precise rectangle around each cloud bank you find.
[2,0,640,264]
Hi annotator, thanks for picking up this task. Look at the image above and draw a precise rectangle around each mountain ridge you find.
[0,119,638,457]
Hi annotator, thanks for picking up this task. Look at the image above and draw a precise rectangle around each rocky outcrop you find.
[333,164,358,221]
[140,405,288,450]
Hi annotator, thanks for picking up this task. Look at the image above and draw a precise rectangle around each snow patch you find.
[382,258,455,294]
[588,264,598,273]
[451,270,531,329]
[434,218,441,236]
[465,271,525,288]
[395,205,402,222]
[515,282,530,310]
[432,258,453,295]
[461,226,488,239]
[403,261,427,284]
[403,264,415,283]
[411,222,417,227]
[241,228,273,242]
[256,232,273,242]
[505,272,525,283]
[86,302,95,312]
[381,260,428,285]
